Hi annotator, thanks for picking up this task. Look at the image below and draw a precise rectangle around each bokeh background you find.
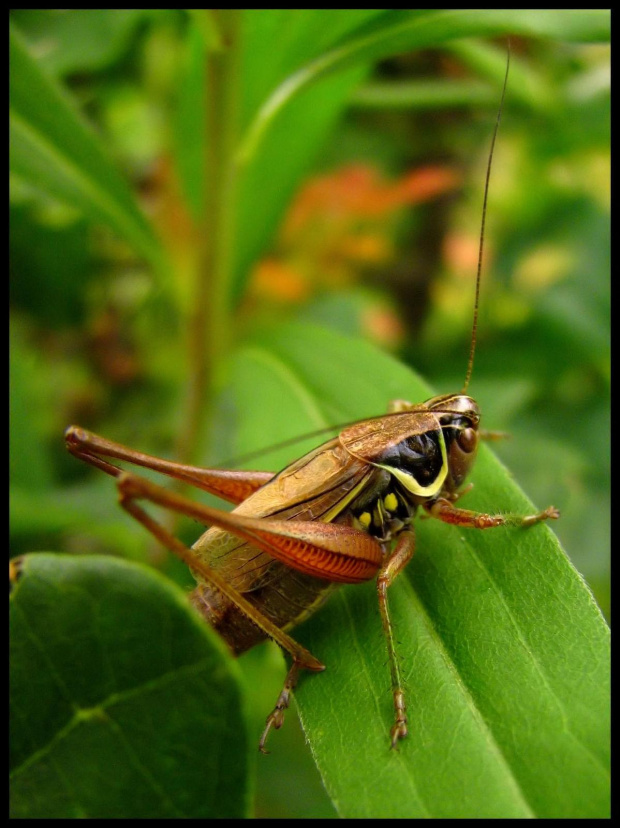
[10,10,609,818]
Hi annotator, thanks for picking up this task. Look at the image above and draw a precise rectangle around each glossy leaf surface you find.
[225,323,610,819]
[9,554,250,819]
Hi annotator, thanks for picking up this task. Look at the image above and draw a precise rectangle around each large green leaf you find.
[9,24,165,274]
[223,322,609,819]
[9,554,251,819]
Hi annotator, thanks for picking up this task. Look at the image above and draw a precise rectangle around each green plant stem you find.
[176,11,242,467]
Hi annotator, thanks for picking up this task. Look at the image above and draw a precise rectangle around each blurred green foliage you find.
[10,9,609,819]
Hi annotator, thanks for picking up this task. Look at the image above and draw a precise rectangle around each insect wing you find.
[192,436,374,594]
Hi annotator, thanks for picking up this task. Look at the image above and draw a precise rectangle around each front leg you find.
[376,530,416,748]
[426,497,560,528]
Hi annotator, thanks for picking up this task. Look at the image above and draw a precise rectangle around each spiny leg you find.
[116,471,324,668]
[258,660,304,754]
[114,470,327,750]
[115,471,329,751]
[426,498,559,529]
[376,530,415,748]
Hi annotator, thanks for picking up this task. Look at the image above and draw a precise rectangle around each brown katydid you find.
[64,48,559,752]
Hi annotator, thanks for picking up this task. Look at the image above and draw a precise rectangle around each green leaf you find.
[237,9,610,164]
[172,22,208,222]
[9,23,165,274]
[229,9,609,303]
[9,554,251,819]
[9,323,54,492]
[231,10,381,301]
[224,323,610,818]
[10,10,152,77]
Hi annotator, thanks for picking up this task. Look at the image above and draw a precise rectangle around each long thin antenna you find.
[462,42,511,394]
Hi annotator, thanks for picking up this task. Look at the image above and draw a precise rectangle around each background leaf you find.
[232,9,609,302]
[237,10,610,166]
[9,23,165,273]
[9,554,251,819]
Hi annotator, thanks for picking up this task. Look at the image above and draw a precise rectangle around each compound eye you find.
[457,427,477,454]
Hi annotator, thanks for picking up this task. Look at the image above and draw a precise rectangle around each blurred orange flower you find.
[249,162,460,304]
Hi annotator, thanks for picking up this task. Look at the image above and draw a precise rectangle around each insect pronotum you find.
[64,47,559,752]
